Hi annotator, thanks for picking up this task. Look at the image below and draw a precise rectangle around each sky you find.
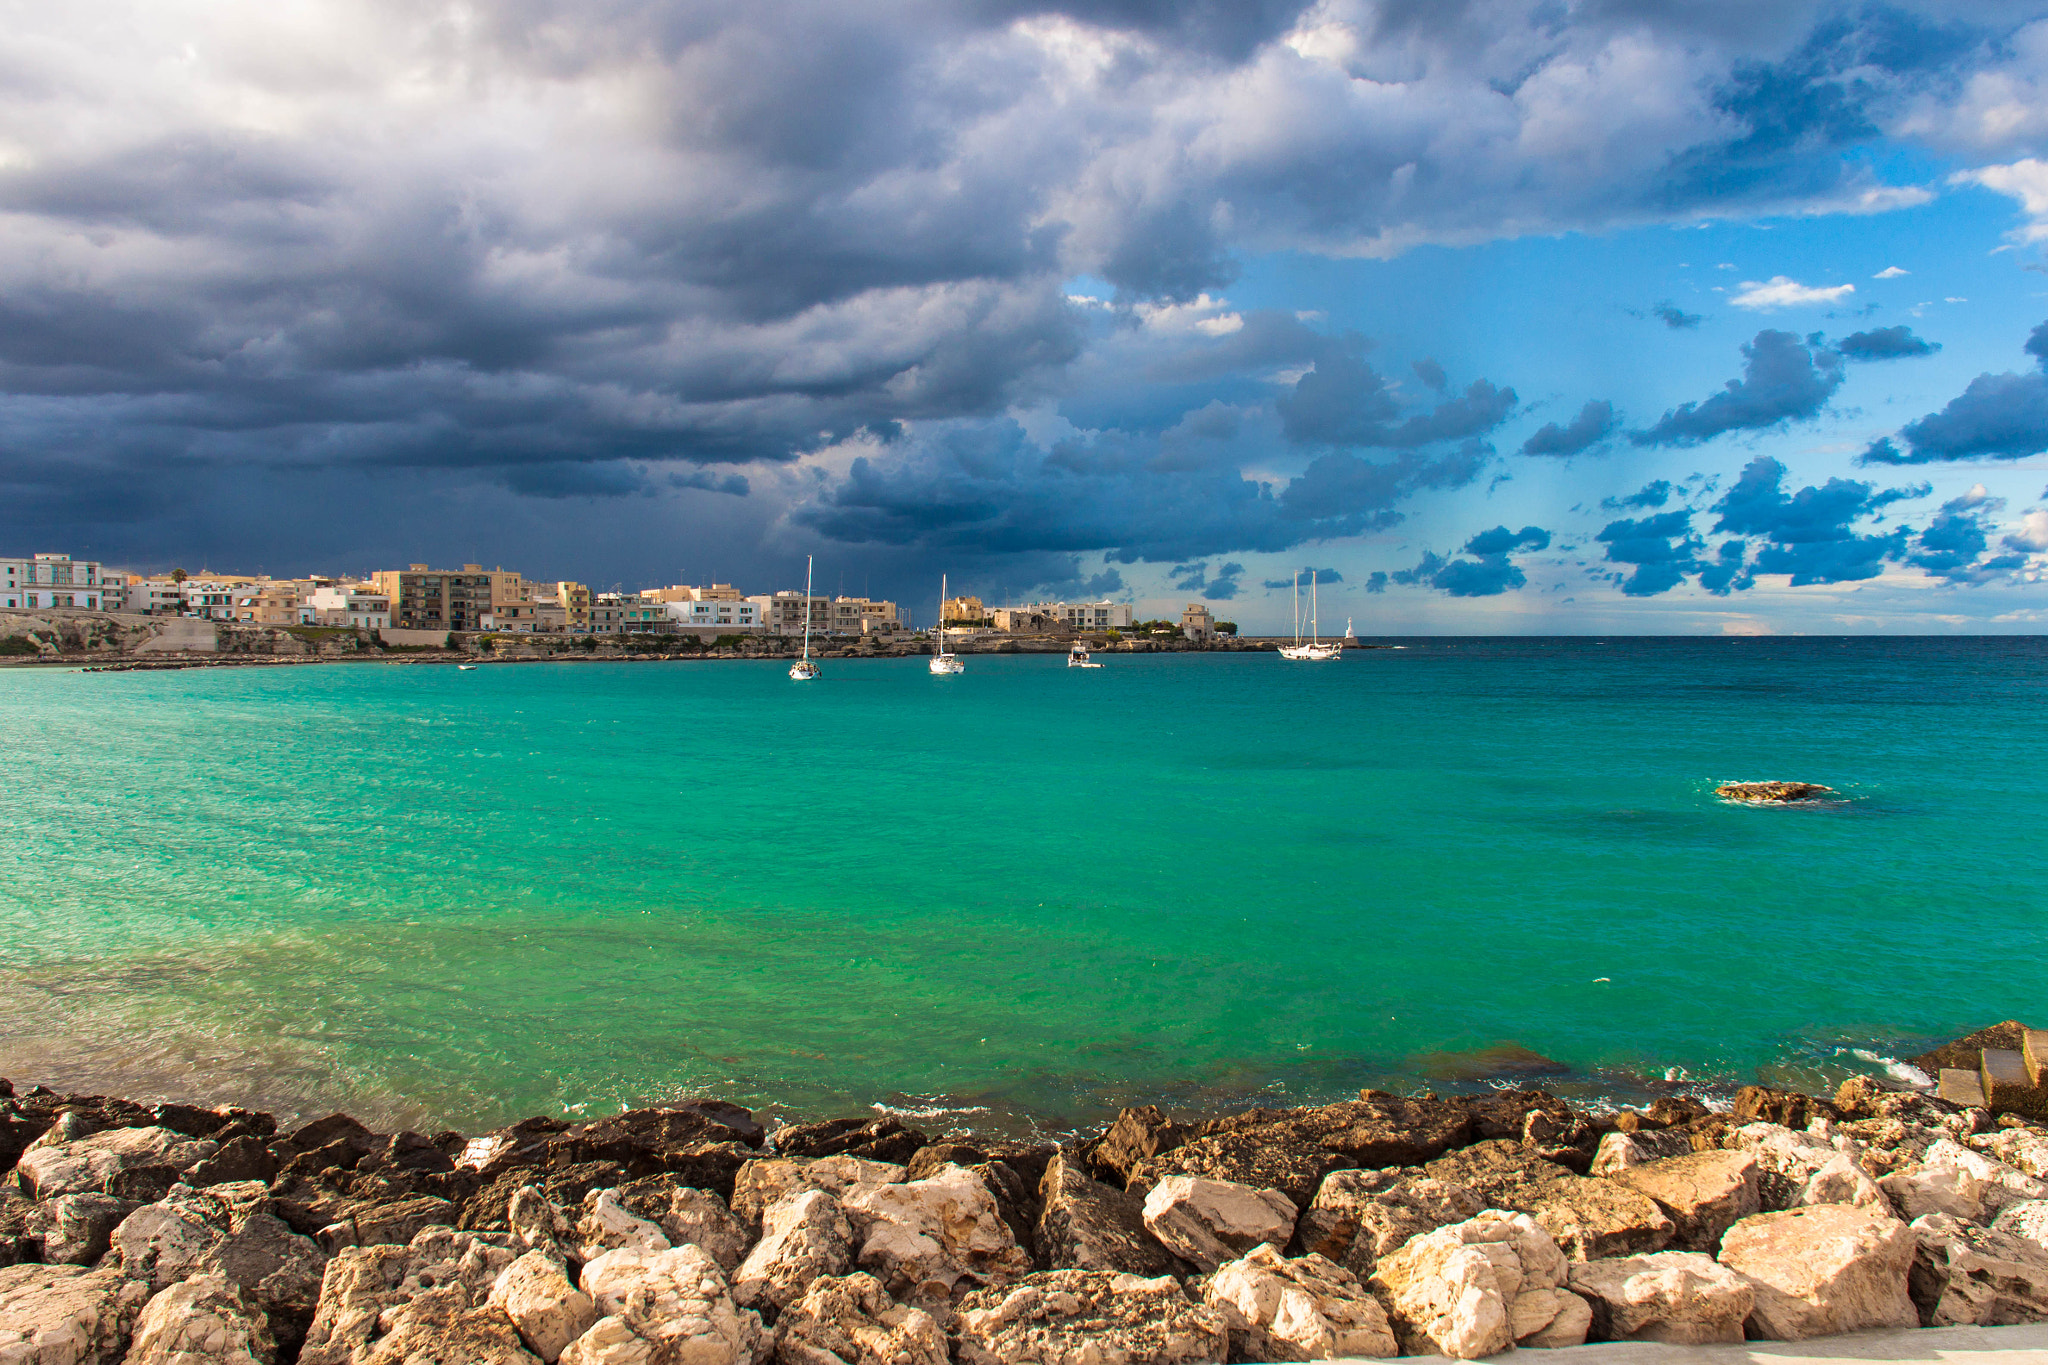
[8,1,2048,632]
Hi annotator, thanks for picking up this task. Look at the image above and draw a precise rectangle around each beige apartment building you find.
[941,594,986,624]
[373,565,517,632]
[830,596,898,633]
[644,582,747,604]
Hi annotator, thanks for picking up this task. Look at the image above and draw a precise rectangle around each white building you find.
[1,554,118,611]
[662,599,763,631]
[302,587,392,630]
[747,591,830,636]
[180,580,247,620]
[1033,600,1134,630]
[125,580,187,614]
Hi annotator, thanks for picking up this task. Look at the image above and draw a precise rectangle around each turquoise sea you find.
[4,637,2045,1135]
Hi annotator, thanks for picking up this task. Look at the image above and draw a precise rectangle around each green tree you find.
[169,568,188,583]
[1215,622,1238,636]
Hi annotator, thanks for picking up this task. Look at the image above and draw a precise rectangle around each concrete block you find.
[2023,1029,2048,1088]
[1982,1049,2048,1121]
[1940,1069,1988,1109]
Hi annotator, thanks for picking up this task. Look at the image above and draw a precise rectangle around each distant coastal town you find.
[0,550,1240,651]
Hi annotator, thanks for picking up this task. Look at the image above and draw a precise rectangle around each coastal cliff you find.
[9,1028,2048,1362]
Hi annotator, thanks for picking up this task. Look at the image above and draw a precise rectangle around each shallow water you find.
[4,636,2044,1133]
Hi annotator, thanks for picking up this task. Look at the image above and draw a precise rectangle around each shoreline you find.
[8,1020,2048,1360]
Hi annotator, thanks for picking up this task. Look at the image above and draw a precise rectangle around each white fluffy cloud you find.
[1954,158,2048,242]
[1731,277,1857,309]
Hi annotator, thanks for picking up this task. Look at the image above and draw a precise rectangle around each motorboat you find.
[929,573,964,674]
[789,554,821,680]
[1278,569,1342,661]
[1068,642,1102,668]
[456,664,477,671]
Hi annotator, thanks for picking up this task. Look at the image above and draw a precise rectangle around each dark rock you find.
[1410,1044,1572,1086]
[546,1107,762,1175]
[148,1102,232,1138]
[907,1143,987,1181]
[27,1192,139,1264]
[974,1161,1035,1249]
[984,1142,1057,1200]
[1085,1106,1192,1186]
[188,1134,281,1187]
[359,1131,456,1178]
[1730,1086,1841,1130]
[352,1194,459,1246]
[1448,1089,1572,1143]
[103,1164,179,1202]
[775,1115,928,1164]
[0,1188,36,1266]
[0,1113,51,1169]
[1909,1022,2027,1082]
[1647,1097,1711,1127]
[279,1137,373,1181]
[1035,1151,1177,1276]
[283,1112,380,1155]
[1523,1109,1600,1174]
[267,1175,362,1237]
[1128,1130,1355,1210]
[669,1098,766,1147]
[457,1160,630,1232]
[1424,1139,1674,1260]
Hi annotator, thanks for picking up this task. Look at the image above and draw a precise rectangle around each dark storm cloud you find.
[797,419,1488,566]
[1260,567,1343,590]
[1277,350,1515,449]
[0,0,2036,577]
[1708,455,1915,585]
[1170,559,1245,598]
[1836,324,1939,360]
[1602,479,1673,510]
[1364,571,1388,593]
[1411,358,1448,391]
[1653,303,1704,330]
[1520,399,1618,457]
[1391,524,1549,597]
[1632,330,1845,447]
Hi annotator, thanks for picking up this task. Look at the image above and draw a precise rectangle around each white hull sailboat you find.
[929,573,964,674]
[1278,569,1341,661]
[789,554,820,680]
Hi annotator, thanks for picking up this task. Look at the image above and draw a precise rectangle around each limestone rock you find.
[571,1242,766,1365]
[576,1188,671,1261]
[954,1269,1226,1365]
[1127,1097,1474,1208]
[202,1211,330,1354]
[1731,1085,1841,1129]
[352,1194,459,1247]
[1972,1126,2048,1180]
[112,1193,230,1293]
[299,1224,522,1365]
[126,1272,277,1365]
[491,1249,599,1363]
[15,1126,218,1199]
[1089,1106,1193,1186]
[1994,1199,2048,1251]
[187,1135,282,1188]
[1204,1243,1397,1360]
[1716,781,1832,802]
[1367,1209,1584,1358]
[1880,1137,2048,1224]
[1141,1176,1297,1273]
[734,1188,854,1311]
[1607,1149,1759,1252]
[1423,1140,1673,1260]
[1566,1250,1755,1344]
[772,1271,948,1365]
[1717,1204,1917,1340]
[1725,1123,1888,1213]
[27,1193,137,1266]
[1588,1129,1694,1176]
[733,1156,905,1230]
[611,1176,751,1272]
[846,1162,1033,1304]
[0,1264,148,1365]
[1292,1169,1482,1278]
[1908,1211,2048,1326]
[351,1283,542,1364]
[1128,1136,1349,1212]
[509,1184,575,1258]
[1034,1150,1176,1275]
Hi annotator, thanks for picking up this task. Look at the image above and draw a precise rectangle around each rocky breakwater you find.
[10,1041,2048,1362]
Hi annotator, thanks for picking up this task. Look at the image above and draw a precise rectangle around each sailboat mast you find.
[801,555,814,661]
[938,574,946,655]
[1292,570,1301,645]
[1311,569,1319,646]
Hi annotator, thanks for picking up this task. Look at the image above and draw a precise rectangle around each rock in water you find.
[772,1272,948,1365]
[954,1270,1227,1365]
[1716,1204,1917,1339]
[1141,1176,1297,1273]
[1367,1209,1588,1358]
[1204,1243,1398,1360]
[0,1263,149,1365]
[1566,1251,1755,1344]
[1715,781,1834,802]
[1035,1151,1177,1275]
[1908,1212,2048,1326]
[126,1273,277,1365]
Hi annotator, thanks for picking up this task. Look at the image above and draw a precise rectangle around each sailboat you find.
[789,555,820,680]
[1278,569,1342,661]
[929,574,964,674]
